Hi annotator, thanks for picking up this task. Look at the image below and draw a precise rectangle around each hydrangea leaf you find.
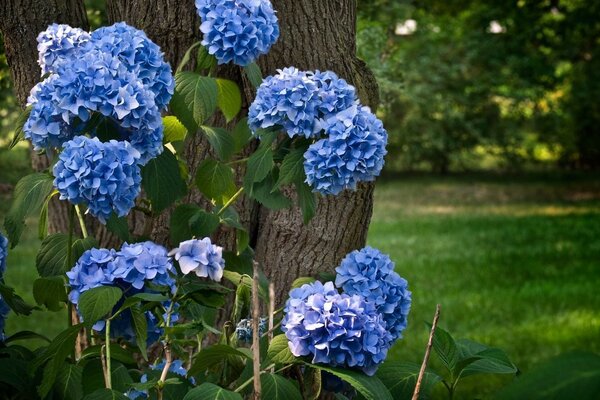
[188,345,252,377]
[183,382,242,400]
[195,159,237,204]
[376,361,442,400]
[274,147,306,190]
[430,324,459,371]
[250,172,292,210]
[189,209,220,238]
[202,125,235,161]
[267,334,297,364]
[196,45,217,73]
[244,146,274,190]
[141,148,188,213]
[260,374,303,400]
[170,204,202,245]
[130,304,148,360]
[244,63,263,88]
[216,79,242,122]
[0,283,36,316]
[8,105,32,150]
[36,233,98,277]
[82,388,129,400]
[295,182,317,224]
[78,286,123,327]
[106,214,130,242]
[232,118,252,153]
[305,364,393,400]
[4,172,54,247]
[163,115,188,143]
[33,276,67,311]
[54,363,83,400]
[170,72,218,132]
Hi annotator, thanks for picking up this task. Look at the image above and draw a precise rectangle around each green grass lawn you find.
[372,173,600,397]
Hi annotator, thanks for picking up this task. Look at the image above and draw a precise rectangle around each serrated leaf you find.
[196,45,217,73]
[8,106,32,149]
[232,118,252,153]
[244,63,263,88]
[244,146,274,189]
[54,363,83,400]
[190,209,220,238]
[216,79,242,122]
[0,283,36,315]
[295,181,317,224]
[38,190,57,240]
[170,204,202,245]
[0,358,31,393]
[4,172,55,247]
[251,172,292,209]
[183,382,243,400]
[141,148,188,213]
[4,330,51,344]
[188,345,252,377]
[130,304,148,360]
[376,361,442,400]
[36,233,70,277]
[306,364,393,400]
[267,335,297,364]
[33,276,67,311]
[275,148,306,190]
[202,126,235,161]
[78,286,123,326]
[219,207,245,230]
[430,325,459,371]
[170,72,218,132]
[261,374,303,400]
[163,115,188,143]
[195,159,237,203]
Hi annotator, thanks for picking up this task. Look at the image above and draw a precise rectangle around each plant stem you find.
[226,157,249,166]
[412,304,441,400]
[74,204,88,238]
[157,343,173,400]
[234,364,276,393]
[251,261,261,400]
[217,187,244,216]
[104,319,112,389]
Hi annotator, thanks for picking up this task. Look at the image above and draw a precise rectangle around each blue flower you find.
[195,0,279,66]
[94,308,163,344]
[0,295,10,341]
[235,317,267,342]
[66,248,117,304]
[304,105,388,195]
[53,136,142,223]
[335,247,411,341]
[0,233,8,277]
[170,238,225,282]
[91,22,174,110]
[37,23,91,75]
[282,281,393,376]
[249,68,357,138]
[112,241,176,290]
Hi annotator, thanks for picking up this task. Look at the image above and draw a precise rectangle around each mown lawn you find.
[2,160,599,398]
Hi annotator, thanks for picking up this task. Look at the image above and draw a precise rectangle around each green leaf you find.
[72,236,99,265]
[4,172,55,246]
[216,79,242,122]
[54,363,83,400]
[33,276,67,311]
[189,209,221,238]
[306,364,393,400]
[291,277,316,289]
[251,172,292,209]
[170,72,218,132]
[195,159,237,203]
[0,283,36,315]
[196,45,217,73]
[36,233,69,277]
[202,126,235,161]
[496,351,600,400]
[83,388,129,400]
[261,374,303,400]
[4,330,51,344]
[38,190,56,240]
[232,117,252,153]
[8,105,32,149]
[267,334,296,364]
[80,344,135,365]
[188,344,252,377]
[220,207,245,230]
[236,229,249,254]
[455,339,517,378]
[244,146,274,189]
[431,325,459,371]
[376,361,442,400]
[244,63,263,88]
[141,148,188,213]
[295,182,317,224]
[163,116,188,143]
[275,148,306,189]
[183,382,243,400]
[130,304,148,360]
[106,214,130,242]
[78,286,123,326]
[231,283,251,324]
[170,204,201,245]
[0,358,31,393]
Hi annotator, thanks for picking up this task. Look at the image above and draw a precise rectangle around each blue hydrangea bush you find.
[0,2,517,399]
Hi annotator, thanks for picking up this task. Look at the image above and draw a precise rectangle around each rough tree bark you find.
[2,0,379,306]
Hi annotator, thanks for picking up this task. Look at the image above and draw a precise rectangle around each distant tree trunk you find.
[3,0,379,306]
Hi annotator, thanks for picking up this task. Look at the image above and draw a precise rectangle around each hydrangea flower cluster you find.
[0,295,9,342]
[304,104,388,195]
[36,23,91,75]
[248,67,357,138]
[170,238,225,282]
[235,317,267,342]
[335,247,411,341]
[282,247,411,375]
[0,233,9,341]
[282,281,393,376]
[126,359,193,399]
[53,136,142,223]
[25,22,173,164]
[195,0,279,66]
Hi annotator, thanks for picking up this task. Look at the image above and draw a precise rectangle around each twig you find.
[268,282,275,373]
[251,261,262,400]
[157,343,173,400]
[412,304,441,400]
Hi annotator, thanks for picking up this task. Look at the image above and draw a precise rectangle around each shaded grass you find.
[373,175,600,398]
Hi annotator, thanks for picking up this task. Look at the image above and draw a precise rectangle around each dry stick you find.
[412,304,441,400]
[157,343,173,400]
[252,261,262,400]
[268,282,275,373]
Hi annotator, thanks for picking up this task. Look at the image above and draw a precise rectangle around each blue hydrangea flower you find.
[235,317,267,342]
[304,105,388,195]
[0,233,8,277]
[195,0,279,66]
[91,22,174,109]
[170,238,225,282]
[335,247,412,341]
[248,68,357,138]
[282,281,393,376]
[53,136,142,223]
[112,242,176,290]
[0,295,10,341]
[93,307,163,344]
[37,23,91,75]
[66,248,117,304]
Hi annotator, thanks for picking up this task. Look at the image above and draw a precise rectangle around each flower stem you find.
[217,187,244,216]
[226,157,249,166]
[104,319,112,389]
[74,204,88,238]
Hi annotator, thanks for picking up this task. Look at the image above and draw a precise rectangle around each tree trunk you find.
[3,0,379,307]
